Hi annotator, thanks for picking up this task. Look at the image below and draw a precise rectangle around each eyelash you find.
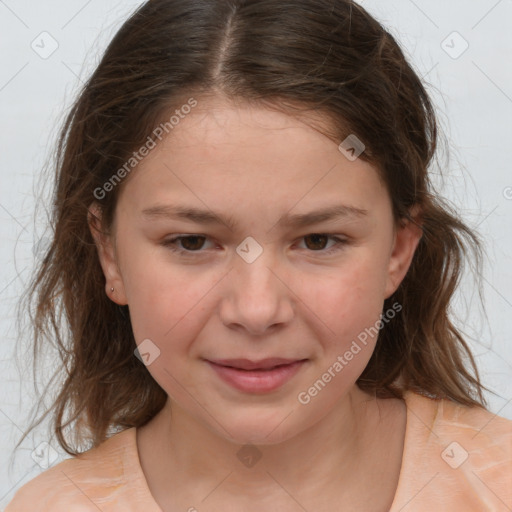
[160,234,349,256]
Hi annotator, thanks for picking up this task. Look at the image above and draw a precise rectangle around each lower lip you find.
[207,360,306,393]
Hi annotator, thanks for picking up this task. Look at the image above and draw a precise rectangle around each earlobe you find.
[88,203,128,305]
[384,207,423,299]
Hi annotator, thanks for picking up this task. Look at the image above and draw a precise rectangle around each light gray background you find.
[1,0,511,507]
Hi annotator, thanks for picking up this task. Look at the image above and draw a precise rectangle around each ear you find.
[88,203,128,305]
[384,205,423,299]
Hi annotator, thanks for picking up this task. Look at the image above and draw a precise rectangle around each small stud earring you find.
[110,287,114,292]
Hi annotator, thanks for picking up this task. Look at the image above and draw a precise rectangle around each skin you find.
[89,95,422,511]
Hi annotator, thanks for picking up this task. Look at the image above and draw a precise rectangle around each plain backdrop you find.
[1,0,511,506]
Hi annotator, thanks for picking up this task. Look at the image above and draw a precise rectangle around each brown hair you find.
[15,0,489,457]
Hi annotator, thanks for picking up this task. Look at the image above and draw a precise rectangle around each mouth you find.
[205,357,308,393]
[207,357,307,371]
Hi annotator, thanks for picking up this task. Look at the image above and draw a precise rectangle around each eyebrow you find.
[141,203,368,231]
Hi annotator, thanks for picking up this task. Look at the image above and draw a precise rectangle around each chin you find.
[208,408,304,447]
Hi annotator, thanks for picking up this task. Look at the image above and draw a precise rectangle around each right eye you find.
[160,234,217,255]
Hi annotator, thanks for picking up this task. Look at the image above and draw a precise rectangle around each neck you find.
[137,386,396,508]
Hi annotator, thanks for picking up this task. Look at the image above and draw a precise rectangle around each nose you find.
[218,248,294,336]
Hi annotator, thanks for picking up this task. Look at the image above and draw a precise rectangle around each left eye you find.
[161,234,347,255]
[297,234,347,253]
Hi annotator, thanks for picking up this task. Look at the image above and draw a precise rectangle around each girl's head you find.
[22,0,486,454]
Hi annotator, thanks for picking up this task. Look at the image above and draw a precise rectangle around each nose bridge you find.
[235,237,281,298]
[220,236,293,333]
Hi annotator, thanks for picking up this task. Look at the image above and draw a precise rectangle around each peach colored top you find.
[5,390,512,511]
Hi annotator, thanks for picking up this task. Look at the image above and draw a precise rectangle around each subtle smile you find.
[205,358,308,393]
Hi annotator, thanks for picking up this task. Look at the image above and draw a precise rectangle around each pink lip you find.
[209,357,303,370]
[206,358,307,393]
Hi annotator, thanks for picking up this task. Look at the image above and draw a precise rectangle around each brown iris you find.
[180,236,206,251]
[303,234,329,250]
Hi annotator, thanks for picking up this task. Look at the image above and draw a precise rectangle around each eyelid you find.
[161,233,349,256]
[161,234,216,253]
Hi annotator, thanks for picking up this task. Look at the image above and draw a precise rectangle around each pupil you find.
[180,235,329,251]
[305,234,327,250]
[183,236,204,250]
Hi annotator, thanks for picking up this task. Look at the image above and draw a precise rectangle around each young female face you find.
[92,96,421,445]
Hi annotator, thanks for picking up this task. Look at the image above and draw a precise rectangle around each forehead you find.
[147,104,316,167]
[116,97,390,224]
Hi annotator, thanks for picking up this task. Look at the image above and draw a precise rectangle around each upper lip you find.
[207,357,306,370]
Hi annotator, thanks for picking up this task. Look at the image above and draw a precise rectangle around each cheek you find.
[302,251,390,352]
[127,276,209,345]
[118,242,207,344]
[124,266,214,399]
